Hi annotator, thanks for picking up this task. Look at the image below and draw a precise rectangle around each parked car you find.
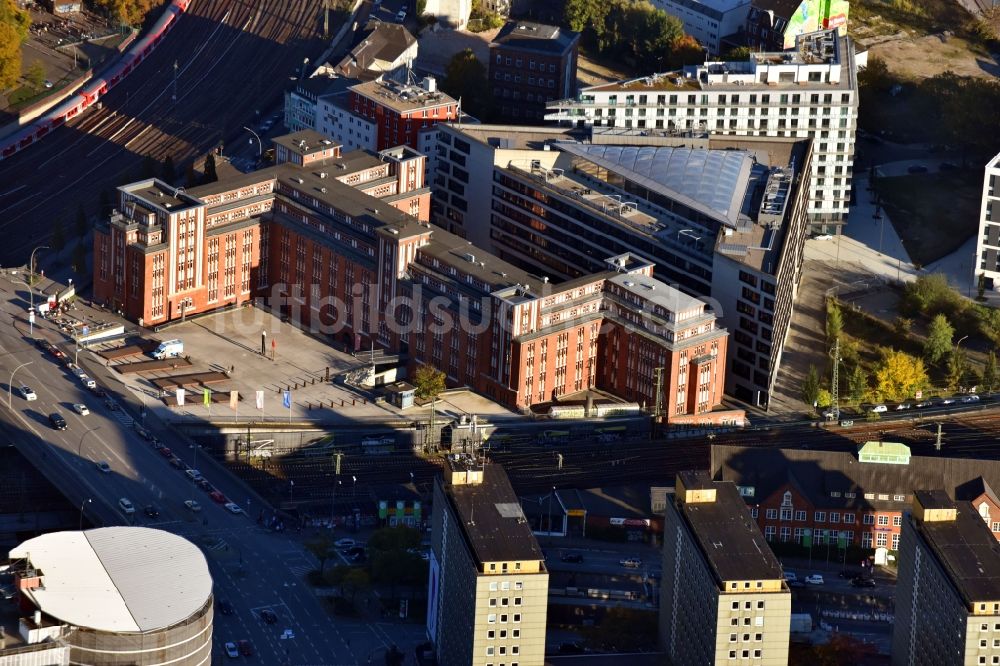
[224,502,243,515]
[852,577,876,588]
[238,640,254,656]
[942,397,957,405]
[95,461,111,473]
[184,500,202,512]
[185,469,203,482]
[870,404,888,413]
[335,538,356,549]
[915,399,933,408]
[118,498,135,515]
[159,447,173,458]
[209,490,227,504]
[225,642,239,658]
[49,413,67,430]
[962,394,981,403]
[813,234,833,241]
[72,403,90,416]
[17,385,37,401]
[143,504,159,519]
[804,574,825,585]
[619,557,642,568]
[783,571,798,582]
[169,456,185,469]
[260,609,278,624]
[561,553,584,563]
[895,403,912,411]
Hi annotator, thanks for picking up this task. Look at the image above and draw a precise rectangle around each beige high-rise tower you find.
[427,456,548,666]
[660,470,791,665]
[893,489,1000,666]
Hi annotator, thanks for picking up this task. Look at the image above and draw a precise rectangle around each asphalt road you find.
[0,279,422,664]
[0,0,328,264]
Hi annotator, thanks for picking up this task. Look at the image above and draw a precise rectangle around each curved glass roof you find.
[569,145,751,222]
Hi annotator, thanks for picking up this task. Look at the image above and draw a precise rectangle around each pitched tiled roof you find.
[711,444,1000,511]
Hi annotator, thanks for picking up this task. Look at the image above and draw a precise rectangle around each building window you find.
[814,512,826,522]
[892,516,902,527]
[877,515,889,526]
[765,509,777,520]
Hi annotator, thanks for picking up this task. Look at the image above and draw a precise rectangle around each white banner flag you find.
[176,388,186,406]
[255,390,264,410]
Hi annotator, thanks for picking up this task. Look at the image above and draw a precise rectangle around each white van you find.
[152,339,184,360]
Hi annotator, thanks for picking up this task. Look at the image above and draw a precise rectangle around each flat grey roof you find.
[445,463,545,564]
[917,496,1000,606]
[607,272,707,317]
[675,477,784,583]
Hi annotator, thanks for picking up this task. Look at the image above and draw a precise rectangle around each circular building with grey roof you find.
[7,527,213,665]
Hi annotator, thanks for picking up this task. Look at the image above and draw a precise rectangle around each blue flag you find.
[282,390,291,409]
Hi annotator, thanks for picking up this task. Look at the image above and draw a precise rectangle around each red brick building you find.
[489,20,580,122]
[93,131,728,416]
[711,442,1000,552]
[347,77,459,152]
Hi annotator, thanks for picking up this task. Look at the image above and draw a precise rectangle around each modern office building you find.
[428,457,548,666]
[489,21,580,123]
[94,131,729,415]
[660,470,791,665]
[652,0,752,55]
[1,527,213,665]
[892,490,1000,666]
[745,0,849,51]
[431,123,808,407]
[712,442,1000,551]
[974,152,1000,293]
[546,28,858,233]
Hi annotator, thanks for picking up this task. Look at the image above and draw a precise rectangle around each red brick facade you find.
[348,83,458,152]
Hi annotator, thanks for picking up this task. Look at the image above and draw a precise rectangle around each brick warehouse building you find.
[93,131,729,417]
[711,442,1000,552]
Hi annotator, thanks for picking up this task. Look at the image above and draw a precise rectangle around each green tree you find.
[872,348,928,403]
[75,204,88,238]
[564,0,604,33]
[826,300,843,345]
[368,525,421,553]
[203,152,218,184]
[342,567,370,603]
[857,56,893,93]
[413,364,446,401]
[902,273,960,316]
[51,219,65,251]
[184,163,199,188]
[924,313,954,364]
[140,154,159,179]
[72,242,87,274]
[815,388,832,409]
[25,59,45,89]
[161,155,176,184]
[801,365,821,408]
[0,0,31,90]
[305,535,335,574]
[723,46,752,61]
[893,316,913,337]
[984,351,999,392]
[417,0,426,14]
[846,364,868,405]
[947,346,969,391]
[441,49,491,120]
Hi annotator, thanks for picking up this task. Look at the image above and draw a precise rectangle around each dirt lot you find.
[868,33,1000,79]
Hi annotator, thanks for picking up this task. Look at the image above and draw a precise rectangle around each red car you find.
[47,344,65,359]
[238,640,254,657]
[158,447,173,458]
[209,490,227,504]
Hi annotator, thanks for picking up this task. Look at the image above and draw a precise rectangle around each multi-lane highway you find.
[0,0,331,263]
[0,277,422,664]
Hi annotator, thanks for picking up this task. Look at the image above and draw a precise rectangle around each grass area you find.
[6,85,45,109]
[877,171,983,266]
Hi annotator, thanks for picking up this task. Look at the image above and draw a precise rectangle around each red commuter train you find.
[0,0,191,161]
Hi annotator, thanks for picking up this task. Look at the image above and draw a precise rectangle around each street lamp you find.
[8,361,33,408]
[78,425,102,457]
[79,498,92,531]
[30,245,49,284]
[243,126,262,158]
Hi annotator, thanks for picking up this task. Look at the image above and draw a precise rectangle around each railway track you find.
[0,0,329,263]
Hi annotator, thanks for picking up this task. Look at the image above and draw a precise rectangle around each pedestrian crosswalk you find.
[289,563,313,578]
[111,409,134,428]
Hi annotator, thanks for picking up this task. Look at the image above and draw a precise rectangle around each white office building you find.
[546,29,858,233]
[652,0,752,55]
[974,152,1000,293]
